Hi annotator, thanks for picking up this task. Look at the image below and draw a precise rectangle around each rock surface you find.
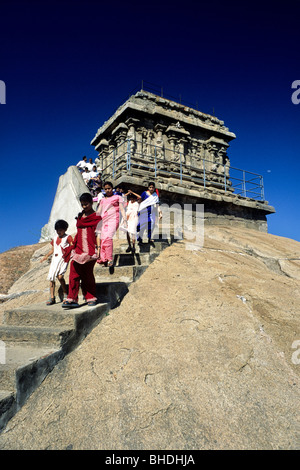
[0,242,54,321]
[39,165,88,242]
[0,225,299,450]
[0,244,42,296]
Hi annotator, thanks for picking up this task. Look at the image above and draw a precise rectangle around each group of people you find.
[76,156,103,195]
[41,182,162,309]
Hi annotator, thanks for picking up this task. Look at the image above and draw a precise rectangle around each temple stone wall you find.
[91,91,235,193]
[90,90,275,232]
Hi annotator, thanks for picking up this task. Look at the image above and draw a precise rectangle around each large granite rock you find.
[0,225,299,450]
[40,166,88,242]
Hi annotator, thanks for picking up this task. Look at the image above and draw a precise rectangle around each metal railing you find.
[98,140,265,201]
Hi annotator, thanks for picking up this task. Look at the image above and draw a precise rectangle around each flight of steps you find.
[0,238,171,433]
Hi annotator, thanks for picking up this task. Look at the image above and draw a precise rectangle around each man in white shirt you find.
[86,158,95,172]
[89,165,98,179]
[76,156,87,172]
[87,165,101,192]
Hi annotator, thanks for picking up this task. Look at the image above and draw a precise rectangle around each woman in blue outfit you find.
[136,182,162,243]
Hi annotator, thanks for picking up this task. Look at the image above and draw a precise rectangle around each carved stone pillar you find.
[112,123,128,157]
[167,135,175,162]
[135,126,144,157]
[166,123,190,165]
[147,129,154,159]
[125,118,139,158]
[107,142,116,174]
[204,137,229,186]
[154,124,166,159]
[95,138,109,172]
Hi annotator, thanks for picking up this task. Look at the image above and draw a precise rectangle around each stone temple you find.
[90,89,275,231]
[41,89,275,241]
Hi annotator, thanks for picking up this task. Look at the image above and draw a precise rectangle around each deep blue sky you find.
[0,0,300,252]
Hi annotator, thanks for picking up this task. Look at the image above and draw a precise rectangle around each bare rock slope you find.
[0,225,299,450]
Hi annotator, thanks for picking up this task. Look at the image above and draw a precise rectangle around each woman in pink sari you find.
[96,182,127,267]
[62,193,101,308]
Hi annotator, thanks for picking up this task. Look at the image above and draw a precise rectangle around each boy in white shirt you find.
[76,156,87,172]
[82,167,91,184]
[89,165,99,179]
[86,158,95,171]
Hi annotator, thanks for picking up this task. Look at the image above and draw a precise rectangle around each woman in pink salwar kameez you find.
[62,193,101,308]
[96,182,127,267]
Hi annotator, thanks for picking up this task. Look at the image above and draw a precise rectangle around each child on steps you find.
[41,219,73,305]
[124,190,140,253]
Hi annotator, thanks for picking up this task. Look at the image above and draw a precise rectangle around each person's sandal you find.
[107,260,113,267]
[87,300,97,306]
[62,300,79,308]
[46,297,56,305]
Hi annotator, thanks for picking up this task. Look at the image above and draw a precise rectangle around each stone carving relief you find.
[126,118,139,157]
[154,124,166,159]
[112,123,128,155]
[138,128,154,159]
[204,138,230,184]
[185,139,203,172]
[92,96,233,193]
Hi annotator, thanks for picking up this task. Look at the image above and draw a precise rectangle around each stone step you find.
[0,366,15,390]
[3,301,109,329]
[0,234,173,433]
[0,342,64,430]
[0,389,15,405]
[0,325,73,348]
[96,282,130,308]
[0,301,110,349]
[117,239,171,254]
[3,305,78,329]
[94,264,147,283]
[112,251,157,266]
[0,390,16,432]
[0,343,60,390]
[0,300,111,432]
